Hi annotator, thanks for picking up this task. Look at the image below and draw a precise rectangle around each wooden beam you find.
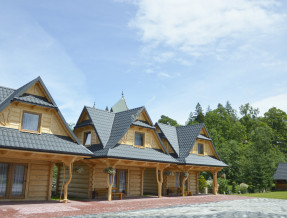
[63,162,73,203]
[213,171,218,195]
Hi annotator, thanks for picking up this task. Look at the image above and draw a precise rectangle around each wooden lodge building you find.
[0,77,227,202]
[273,163,287,190]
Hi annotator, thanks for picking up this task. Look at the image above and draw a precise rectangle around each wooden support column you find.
[196,172,199,195]
[140,168,145,196]
[156,167,164,198]
[62,157,76,203]
[89,164,96,198]
[107,173,115,201]
[47,162,54,200]
[213,171,218,195]
[55,163,61,195]
[181,175,188,196]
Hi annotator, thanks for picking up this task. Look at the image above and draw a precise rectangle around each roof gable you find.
[157,123,179,155]
[0,77,81,144]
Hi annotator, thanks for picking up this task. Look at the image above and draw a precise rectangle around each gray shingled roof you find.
[82,106,170,161]
[273,163,287,180]
[184,154,227,167]
[85,107,115,146]
[0,77,94,156]
[0,126,92,156]
[111,97,128,113]
[157,123,179,155]
[0,86,14,104]
[14,93,55,108]
[197,135,211,141]
[93,144,177,163]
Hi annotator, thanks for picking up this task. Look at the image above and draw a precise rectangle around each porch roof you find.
[183,154,228,167]
[0,126,93,156]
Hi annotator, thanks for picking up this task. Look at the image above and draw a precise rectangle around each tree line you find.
[158,102,287,192]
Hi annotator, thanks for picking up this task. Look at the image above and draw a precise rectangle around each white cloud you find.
[158,72,171,78]
[130,0,286,56]
[252,93,287,115]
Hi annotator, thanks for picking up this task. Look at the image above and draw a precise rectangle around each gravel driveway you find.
[76,198,287,218]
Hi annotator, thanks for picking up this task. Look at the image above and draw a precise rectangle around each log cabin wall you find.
[0,102,69,137]
[57,163,90,199]
[165,173,177,195]
[161,138,174,153]
[143,168,157,195]
[188,172,197,194]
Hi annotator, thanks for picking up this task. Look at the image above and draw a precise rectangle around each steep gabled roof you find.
[156,122,221,159]
[0,77,87,147]
[82,106,170,160]
[273,163,287,180]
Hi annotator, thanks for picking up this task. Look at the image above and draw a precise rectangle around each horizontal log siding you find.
[27,163,50,200]
[143,168,157,195]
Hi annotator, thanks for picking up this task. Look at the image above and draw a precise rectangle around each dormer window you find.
[198,143,204,155]
[135,132,144,146]
[84,132,91,146]
[21,112,41,132]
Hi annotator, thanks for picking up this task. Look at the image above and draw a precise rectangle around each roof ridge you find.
[114,106,144,114]
[85,106,115,113]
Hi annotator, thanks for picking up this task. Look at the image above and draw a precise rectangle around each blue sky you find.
[1,0,287,124]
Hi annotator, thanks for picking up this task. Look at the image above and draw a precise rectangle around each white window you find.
[134,132,144,146]
[22,112,40,132]
[84,132,91,146]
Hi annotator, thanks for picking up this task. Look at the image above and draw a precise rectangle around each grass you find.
[235,191,287,200]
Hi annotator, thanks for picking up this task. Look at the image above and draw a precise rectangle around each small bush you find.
[239,183,249,194]
[207,179,213,193]
[218,178,230,194]
[199,175,208,193]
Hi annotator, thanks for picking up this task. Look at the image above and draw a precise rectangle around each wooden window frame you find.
[134,132,145,148]
[83,131,92,146]
[20,111,42,134]
[198,143,204,155]
[113,169,128,194]
[0,163,28,199]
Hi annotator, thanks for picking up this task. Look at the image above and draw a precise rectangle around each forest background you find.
[158,102,287,193]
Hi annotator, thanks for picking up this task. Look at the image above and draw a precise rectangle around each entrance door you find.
[0,163,27,199]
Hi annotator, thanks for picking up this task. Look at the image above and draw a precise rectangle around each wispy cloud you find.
[130,0,286,56]
[158,72,171,78]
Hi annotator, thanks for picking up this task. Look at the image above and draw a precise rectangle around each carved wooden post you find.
[213,171,218,195]
[181,173,188,196]
[156,167,163,198]
[63,162,73,203]
[107,173,115,201]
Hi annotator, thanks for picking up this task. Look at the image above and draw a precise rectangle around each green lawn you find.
[235,191,287,200]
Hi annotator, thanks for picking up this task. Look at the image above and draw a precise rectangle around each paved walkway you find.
[1,195,283,218]
[86,198,287,218]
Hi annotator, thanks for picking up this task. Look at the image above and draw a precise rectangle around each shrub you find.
[239,183,249,194]
[199,175,208,193]
[218,178,230,194]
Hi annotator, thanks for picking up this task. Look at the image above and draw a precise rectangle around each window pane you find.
[11,165,25,196]
[0,163,9,196]
[22,113,39,131]
[198,144,204,154]
[84,132,91,145]
[119,171,126,193]
[135,133,144,146]
[176,172,180,188]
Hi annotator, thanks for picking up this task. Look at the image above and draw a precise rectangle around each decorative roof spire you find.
[93,101,96,108]
[122,90,124,98]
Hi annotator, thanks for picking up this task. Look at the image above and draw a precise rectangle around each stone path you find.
[1,195,286,217]
[82,198,287,218]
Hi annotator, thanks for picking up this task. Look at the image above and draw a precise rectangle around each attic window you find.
[198,143,204,155]
[84,132,91,146]
[21,112,41,132]
[135,132,144,146]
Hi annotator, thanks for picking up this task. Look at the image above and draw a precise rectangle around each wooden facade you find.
[0,78,91,202]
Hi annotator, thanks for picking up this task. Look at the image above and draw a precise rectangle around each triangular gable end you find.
[24,82,52,103]
[136,108,153,125]
[0,77,81,144]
